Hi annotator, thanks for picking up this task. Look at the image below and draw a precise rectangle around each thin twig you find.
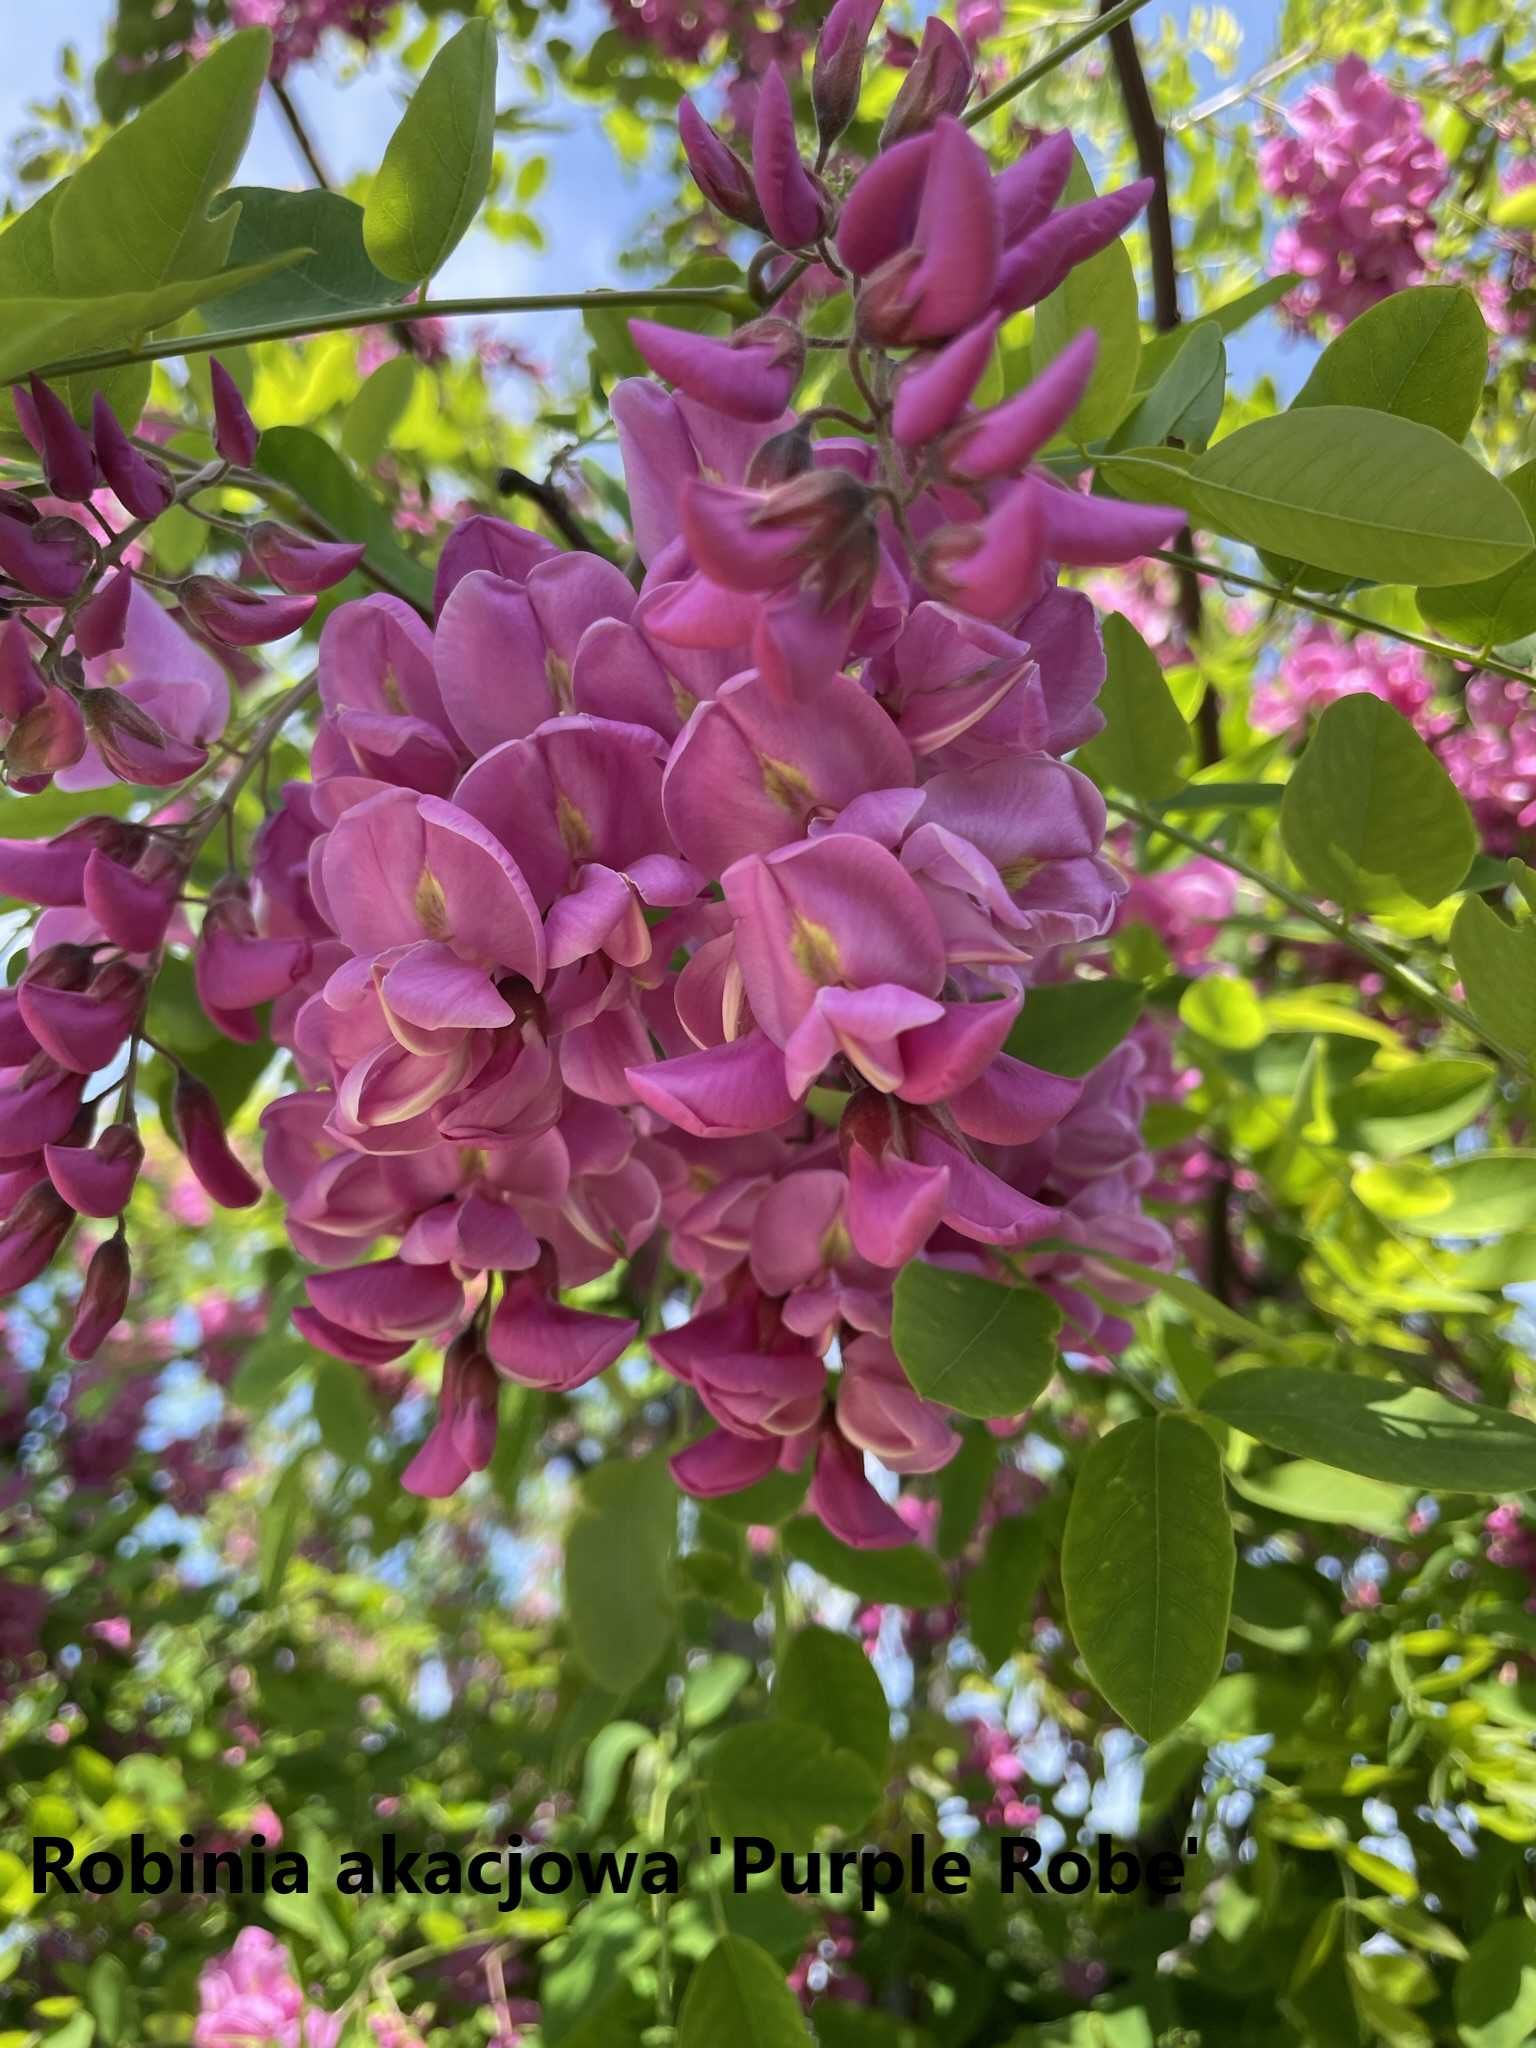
[964,0,1157,126]
[269,78,332,189]
[496,466,605,556]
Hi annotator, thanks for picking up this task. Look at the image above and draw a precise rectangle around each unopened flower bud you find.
[0,511,96,601]
[0,618,47,723]
[0,1181,75,1292]
[46,1122,143,1218]
[813,0,883,151]
[75,567,134,660]
[678,98,766,231]
[179,575,316,648]
[66,1230,131,1361]
[745,420,816,489]
[209,358,260,468]
[248,523,366,595]
[18,375,98,501]
[7,684,87,778]
[91,396,175,521]
[880,16,974,147]
[82,689,209,786]
[173,1069,261,1209]
[753,64,829,249]
[627,316,805,424]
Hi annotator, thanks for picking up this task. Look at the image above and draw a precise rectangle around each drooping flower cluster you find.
[193,1927,343,2048]
[1261,57,1448,331]
[238,5,1180,1544]
[225,0,394,79]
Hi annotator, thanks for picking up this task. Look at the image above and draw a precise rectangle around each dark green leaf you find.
[254,425,433,612]
[774,1625,890,1776]
[1061,1414,1233,1741]
[678,1936,811,2048]
[1292,286,1488,441]
[1280,694,1476,912]
[364,21,497,285]
[968,1515,1047,1668]
[1004,977,1144,1076]
[1078,613,1189,798]
[1418,459,1536,650]
[565,1454,675,1696]
[1203,1367,1536,1492]
[783,1517,949,1607]
[1450,895,1536,1063]
[703,1720,880,1841]
[891,1264,1060,1420]
[213,186,405,329]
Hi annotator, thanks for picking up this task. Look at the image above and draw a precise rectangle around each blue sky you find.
[5,2,1300,388]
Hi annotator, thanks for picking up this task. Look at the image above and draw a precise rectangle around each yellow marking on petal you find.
[556,792,592,857]
[414,865,450,940]
[761,753,815,814]
[380,662,406,714]
[546,651,573,710]
[822,1217,854,1269]
[790,915,843,985]
[1000,858,1040,890]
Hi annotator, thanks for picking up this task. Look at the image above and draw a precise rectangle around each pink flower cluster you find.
[193,1927,342,2048]
[227,0,394,79]
[1485,1503,1536,1608]
[1261,57,1447,331]
[244,5,1180,1544]
[1255,624,1536,856]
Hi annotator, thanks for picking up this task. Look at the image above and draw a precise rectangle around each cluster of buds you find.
[235,1,1180,1545]
[0,361,362,1357]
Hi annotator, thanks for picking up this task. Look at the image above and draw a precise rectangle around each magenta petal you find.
[995,129,1076,245]
[45,1125,143,1217]
[845,1144,950,1267]
[0,1064,84,1157]
[810,1430,912,1547]
[381,943,516,1032]
[402,1419,473,1499]
[487,1276,636,1390]
[891,313,1000,446]
[671,1427,782,1499]
[628,1030,796,1138]
[904,118,1000,341]
[679,96,766,231]
[947,330,1098,481]
[1033,477,1184,566]
[752,63,825,248]
[922,481,1046,622]
[433,514,559,612]
[308,1257,464,1341]
[629,318,802,424]
[838,132,934,275]
[293,1303,412,1365]
[894,996,1021,1103]
[993,178,1155,316]
[948,1051,1082,1143]
[0,837,90,907]
[434,572,557,753]
[82,851,173,954]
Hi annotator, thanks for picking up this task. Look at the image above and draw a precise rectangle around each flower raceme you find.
[0,13,1180,1541]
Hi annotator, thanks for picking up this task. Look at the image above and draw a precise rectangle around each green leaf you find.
[54,31,269,296]
[782,1517,949,1608]
[565,1454,675,1697]
[1077,613,1188,799]
[365,20,497,286]
[213,186,405,329]
[0,259,305,387]
[1451,894,1536,1063]
[1228,1459,1413,1535]
[1061,1414,1233,1741]
[1053,1243,1290,1355]
[1004,977,1143,1077]
[1339,1058,1496,1156]
[1280,694,1476,913]
[1110,319,1225,453]
[1203,1368,1536,1493]
[578,1721,650,1830]
[1189,408,1534,586]
[1357,1899,1468,1962]
[342,356,418,468]
[1418,459,1536,650]
[774,1625,890,1775]
[254,426,433,611]
[678,1936,811,2048]
[85,1957,126,2045]
[703,1720,880,1841]
[968,1514,1047,1668]
[259,1449,312,1602]
[1179,975,1267,1050]
[1291,286,1488,442]
[890,1264,1060,1420]
[1031,149,1140,443]
[1385,1151,1536,1237]
[1455,1920,1536,2048]
[311,1357,376,1463]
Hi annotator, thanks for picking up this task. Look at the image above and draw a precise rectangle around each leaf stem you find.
[29,284,754,383]
[964,0,1157,126]
[1155,546,1536,689]
[1106,793,1533,1079]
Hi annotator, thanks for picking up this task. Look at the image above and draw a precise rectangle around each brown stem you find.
[495,467,607,557]
[270,78,333,190]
